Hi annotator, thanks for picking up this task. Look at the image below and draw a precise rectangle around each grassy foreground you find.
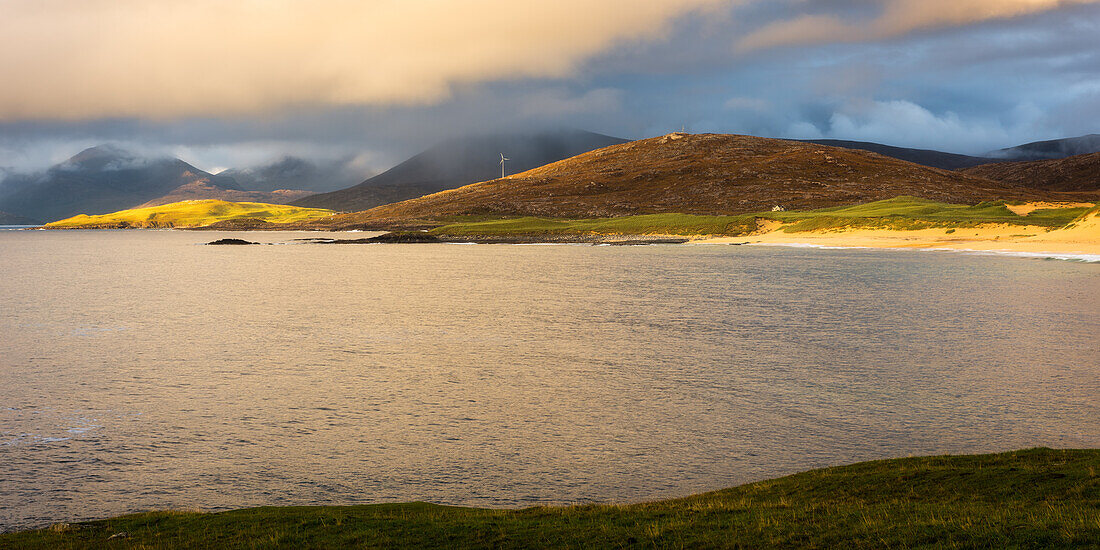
[3,448,1097,549]
[429,197,1094,237]
[44,200,334,229]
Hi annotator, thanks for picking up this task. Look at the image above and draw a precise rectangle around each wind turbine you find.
[499,153,510,179]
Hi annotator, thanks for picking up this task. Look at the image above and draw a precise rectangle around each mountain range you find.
[291,130,628,212]
[219,156,367,193]
[799,140,997,170]
[0,146,314,222]
[800,134,1100,171]
[961,152,1100,194]
[1,132,1096,223]
[324,133,1044,227]
[135,181,313,208]
[987,134,1100,161]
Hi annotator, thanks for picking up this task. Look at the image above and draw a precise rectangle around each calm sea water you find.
[1,230,1098,531]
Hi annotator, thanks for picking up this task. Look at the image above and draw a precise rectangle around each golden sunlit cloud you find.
[0,0,726,120]
[2,0,1092,120]
[737,0,1100,51]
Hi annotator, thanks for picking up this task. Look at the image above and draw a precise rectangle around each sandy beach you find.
[693,205,1100,257]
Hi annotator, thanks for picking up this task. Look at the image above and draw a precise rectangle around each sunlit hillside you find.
[428,197,1095,237]
[45,200,334,229]
[327,133,1047,227]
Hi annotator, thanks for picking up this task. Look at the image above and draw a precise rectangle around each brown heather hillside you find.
[961,152,1100,194]
[293,130,627,212]
[323,133,1039,227]
[138,177,314,207]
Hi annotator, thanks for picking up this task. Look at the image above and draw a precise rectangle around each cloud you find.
[786,99,1051,153]
[0,0,725,120]
[737,0,1100,51]
[165,141,380,177]
[0,138,102,174]
[785,121,824,139]
[0,1,1094,167]
[519,88,625,118]
[722,96,771,111]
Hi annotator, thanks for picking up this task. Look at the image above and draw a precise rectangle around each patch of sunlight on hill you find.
[45,200,334,229]
[430,197,1095,237]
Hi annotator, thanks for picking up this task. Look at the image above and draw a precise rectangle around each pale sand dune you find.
[747,218,785,235]
[1005,202,1095,216]
[693,211,1100,256]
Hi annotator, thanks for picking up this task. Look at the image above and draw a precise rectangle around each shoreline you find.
[20,223,1100,260]
[740,242,1100,263]
[688,223,1100,257]
[22,204,1100,259]
[425,214,1100,259]
[3,448,1096,547]
[393,201,1100,256]
[688,222,1100,257]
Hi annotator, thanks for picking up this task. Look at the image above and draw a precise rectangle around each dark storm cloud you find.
[0,1,1096,172]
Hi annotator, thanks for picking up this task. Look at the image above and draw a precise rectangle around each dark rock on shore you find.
[305,232,687,245]
[602,238,689,245]
[430,234,689,245]
[306,232,442,244]
[363,232,442,243]
[207,238,259,245]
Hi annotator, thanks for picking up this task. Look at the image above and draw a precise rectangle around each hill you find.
[44,200,333,229]
[0,146,247,222]
[799,135,1100,169]
[292,130,628,212]
[961,152,1100,194]
[800,139,997,170]
[3,448,1096,548]
[220,156,368,193]
[137,180,314,207]
[988,133,1100,161]
[327,133,1039,227]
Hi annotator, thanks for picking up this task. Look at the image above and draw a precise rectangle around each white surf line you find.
[741,241,1099,262]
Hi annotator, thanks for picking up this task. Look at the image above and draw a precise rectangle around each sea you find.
[1,229,1098,531]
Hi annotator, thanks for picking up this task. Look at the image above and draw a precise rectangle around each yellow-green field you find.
[429,197,1096,237]
[45,200,334,229]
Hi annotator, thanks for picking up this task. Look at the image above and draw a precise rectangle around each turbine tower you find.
[499,153,510,179]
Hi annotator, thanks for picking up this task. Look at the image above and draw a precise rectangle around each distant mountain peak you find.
[59,144,149,172]
[0,147,240,221]
[220,155,369,193]
[292,128,629,212]
[962,151,1100,192]
[798,139,997,170]
[987,133,1100,161]
[68,144,134,162]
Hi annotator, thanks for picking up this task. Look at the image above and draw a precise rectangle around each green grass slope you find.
[44,200,334,229]
[430,213,757,237]
[4,448,1097,549]
[430,196,1094,238]
[765,197,1090,232]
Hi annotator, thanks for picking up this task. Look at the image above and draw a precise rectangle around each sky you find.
[0,0,1097,176]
